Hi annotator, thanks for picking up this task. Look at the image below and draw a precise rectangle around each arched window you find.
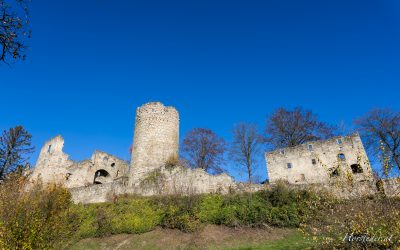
[94,169,111,184]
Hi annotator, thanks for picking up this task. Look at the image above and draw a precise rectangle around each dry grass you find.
[71,225,309,250]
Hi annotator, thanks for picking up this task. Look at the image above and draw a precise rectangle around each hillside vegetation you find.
[0,175,399,249]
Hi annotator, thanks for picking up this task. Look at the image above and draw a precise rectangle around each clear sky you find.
[1,0,400,181]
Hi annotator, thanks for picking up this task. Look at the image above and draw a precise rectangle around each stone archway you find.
[94,169,112,184]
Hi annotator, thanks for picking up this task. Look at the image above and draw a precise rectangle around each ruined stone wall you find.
[71,165,236,203]
[136,166,236,196]
[265,133,372,185]
[30,136,74,186]
[30,136,129,189]
[382,178,400,197]
[130,102,179,185]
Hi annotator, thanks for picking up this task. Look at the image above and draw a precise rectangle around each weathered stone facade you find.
[30,135,129,189]
[30,102,236,203]
[129,102,179,185]
[265,133,373,185]
[29,102,399,204]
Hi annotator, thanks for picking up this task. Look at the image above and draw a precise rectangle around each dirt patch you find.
[72,225,296,250]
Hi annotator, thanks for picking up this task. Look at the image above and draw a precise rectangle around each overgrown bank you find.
[0,176,399,249]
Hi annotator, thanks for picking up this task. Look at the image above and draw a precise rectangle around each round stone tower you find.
[129,102,179,185]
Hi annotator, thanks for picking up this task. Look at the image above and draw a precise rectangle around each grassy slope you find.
[71,225,312,250]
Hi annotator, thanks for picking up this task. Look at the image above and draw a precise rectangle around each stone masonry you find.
[29,102,399,204]
[129,102,179,185]
[30,135,129,189]
[30,102,236,203]
[265,133,373,185]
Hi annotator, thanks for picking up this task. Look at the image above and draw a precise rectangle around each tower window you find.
[338,153,346,161]
[47,145,52,153]
[312,159,317,165]
[287,163,292,169]
[308,144,313,151]
[331,169,340,177]
[280,149,285,155]
[337,138,343,144]
[111,163,115,167]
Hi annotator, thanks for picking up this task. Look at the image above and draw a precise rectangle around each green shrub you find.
[153,195,202,232]
[109,199,162,234]
[197,194,224,224]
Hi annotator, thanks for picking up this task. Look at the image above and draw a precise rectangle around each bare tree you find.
[0,126,34,179]
[229,123,261,184]
[181,128,226,174]
[355,108,400,175]
[265,107,334,149]
[0,0,31,64]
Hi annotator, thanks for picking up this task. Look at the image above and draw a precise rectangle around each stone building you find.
[129,102,179,185]
[30,135,129,189]
[29,101,398,203]
[29,102,236,203]
[265,133,373,185]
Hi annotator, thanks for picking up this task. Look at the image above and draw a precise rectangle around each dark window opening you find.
[287,163,292,169]
[47,145,52,153]
[308,144,313,151]
[331,169,340,177]
[337,138,343,144]
[351,164,363,174]
[96,169,109,177]
[111,163,115,167]
[338,153,346,161]
[312,159,317,165]
[280,149,285,155]
[94,169,110,184]
[65,173,72,180]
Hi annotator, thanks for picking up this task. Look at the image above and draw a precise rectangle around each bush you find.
[73,198,163,238]
[0,175,79,249]
[153,195,203,232]
[109,198,162,234]
[302,198,400,249]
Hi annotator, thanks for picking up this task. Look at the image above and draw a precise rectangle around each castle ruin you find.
[30,102,235,203]
[266,133,372,185]
[29,102,399,203]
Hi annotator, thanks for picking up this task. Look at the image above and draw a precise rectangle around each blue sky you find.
[1,0,400,181]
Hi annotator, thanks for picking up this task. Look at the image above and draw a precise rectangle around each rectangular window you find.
[312,159,317,165]
[308,144,313,151]
[287,163,292,169]
[337,138,343,144]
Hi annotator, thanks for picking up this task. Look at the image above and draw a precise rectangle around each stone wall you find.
[129,102,179,185]
[70,179,128,204]
[135,166,236,196]
[382,178,400,197]
[70,166,236,203]
[31,102,396,205]
[30,136,129,188]
[265,133,373,185]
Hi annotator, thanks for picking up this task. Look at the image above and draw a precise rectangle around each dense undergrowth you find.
[0,175,399,249]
